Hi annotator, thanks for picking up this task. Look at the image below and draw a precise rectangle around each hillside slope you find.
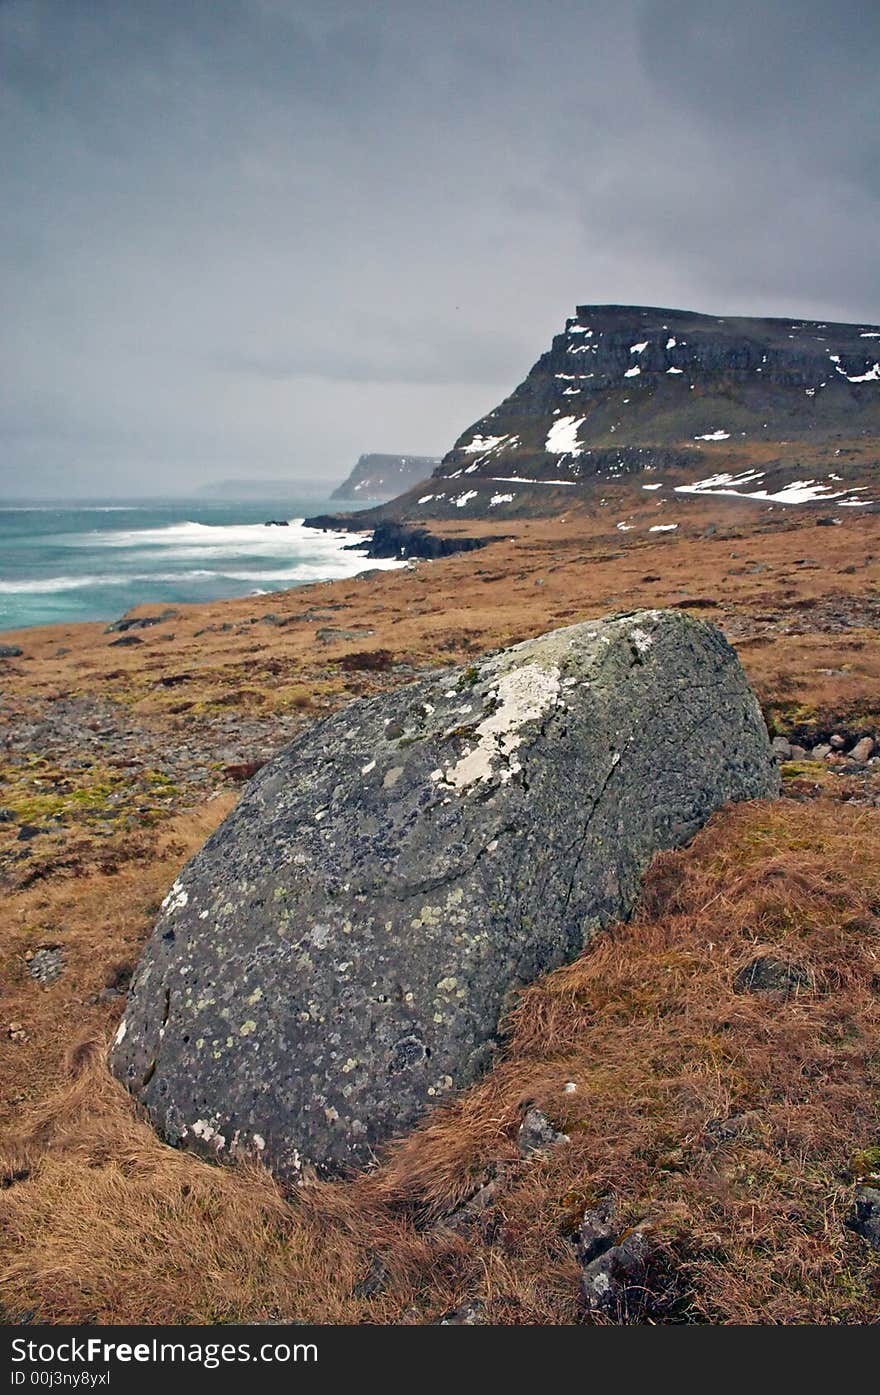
[361,305,880,523]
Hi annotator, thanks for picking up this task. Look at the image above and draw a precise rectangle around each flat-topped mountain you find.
[331,453,440,501]
[351,306,880,523]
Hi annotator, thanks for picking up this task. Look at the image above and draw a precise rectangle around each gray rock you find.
[517,1107,569,1157]
[851,736,875,764]
[315,627,374,643]
[437,1300,485,1325]
[575,1195,618,1266]
[0,644,23,658]
[28,948,64,985]
[580,1226,655,1317]
[441,1164,512,1231]
[771,736,792,761]
[847,1186,880,1251]
[110,610,778,1178]
[806,743,832,761]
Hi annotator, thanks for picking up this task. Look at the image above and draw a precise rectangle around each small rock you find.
[316,627,374,644]
[437,1301,485,1325]
[789,744,807,759]
[806,743,832,761]
[830,734,846,750]
[0,644,23,658]
[733,955,813,998]
[851,737,875,764]
[846,1186,880,1252]
[771,736,792,761]
[705,1112,757,1144]
[575,1195,617,1266]
[7,1022,28,1042]
[580,1227,654,1318]
[105,611,178,633]
[28,948,64,985]
[109,635,143,648]
[517,1106,569,1157]
[442,1164,512,1231]
[17,825,43,842]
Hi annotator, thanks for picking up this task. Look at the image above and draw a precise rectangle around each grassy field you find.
[2,497,879,1323]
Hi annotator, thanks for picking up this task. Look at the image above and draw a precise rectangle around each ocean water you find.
[0,497,397,634]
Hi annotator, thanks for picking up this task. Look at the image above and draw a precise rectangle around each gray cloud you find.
[1,0,877,496]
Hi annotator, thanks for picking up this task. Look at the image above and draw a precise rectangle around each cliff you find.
[359,305,880,522]
[331,453,440,501]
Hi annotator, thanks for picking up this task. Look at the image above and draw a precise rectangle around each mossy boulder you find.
[111,611,778,1177]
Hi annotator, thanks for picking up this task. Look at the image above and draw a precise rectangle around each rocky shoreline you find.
[304,514,492,560]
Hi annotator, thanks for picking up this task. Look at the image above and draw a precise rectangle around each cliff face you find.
[331,453,440,501]
[374,305,880,520]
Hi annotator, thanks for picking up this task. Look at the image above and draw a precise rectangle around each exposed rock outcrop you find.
[303,516,490,560]
[337,305,880,522]
[111,610,778,1178]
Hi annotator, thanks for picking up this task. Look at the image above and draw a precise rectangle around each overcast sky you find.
[2,0,878,497]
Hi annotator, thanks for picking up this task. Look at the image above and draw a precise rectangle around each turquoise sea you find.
[0,497,394,634]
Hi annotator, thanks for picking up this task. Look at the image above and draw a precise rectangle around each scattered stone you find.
[580,1226,658,1319]
[260,613,296,628]
[263,520,289,527]
[316,627,374,644]
[517,1107,569,1157]
[6,1022,28,1042]
[0,644,23,658]
[28,947,64,984]
[705,1112,759,1144]
[16,825,43,842]
[109,635,143,648]
[771,736,792,761]
[830,734,846,750]
[105,612,177,634]
[851,736,875,764]
[0,808,13,823]
[733,955,813,998]
[806,743,832,761]
[789,744,807,759]
[111,611,779,1178]
[437,1301,485,1325]
[846,1186,880,1251]
[442,1164,512,1232]
[575,1196,617,1266]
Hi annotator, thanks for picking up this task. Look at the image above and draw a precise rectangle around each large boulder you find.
[110,611,778,1177]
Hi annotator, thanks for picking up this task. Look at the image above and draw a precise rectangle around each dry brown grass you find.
[3,796,879,1325]
[3,505,880,1323]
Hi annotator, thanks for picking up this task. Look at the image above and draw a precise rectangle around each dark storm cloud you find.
[1,0,877,495]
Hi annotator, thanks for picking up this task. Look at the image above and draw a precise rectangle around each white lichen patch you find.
[192,1119,226,1150]
[161,879,188,914]
[113,1018,127,1046]
[438,662,561,791]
